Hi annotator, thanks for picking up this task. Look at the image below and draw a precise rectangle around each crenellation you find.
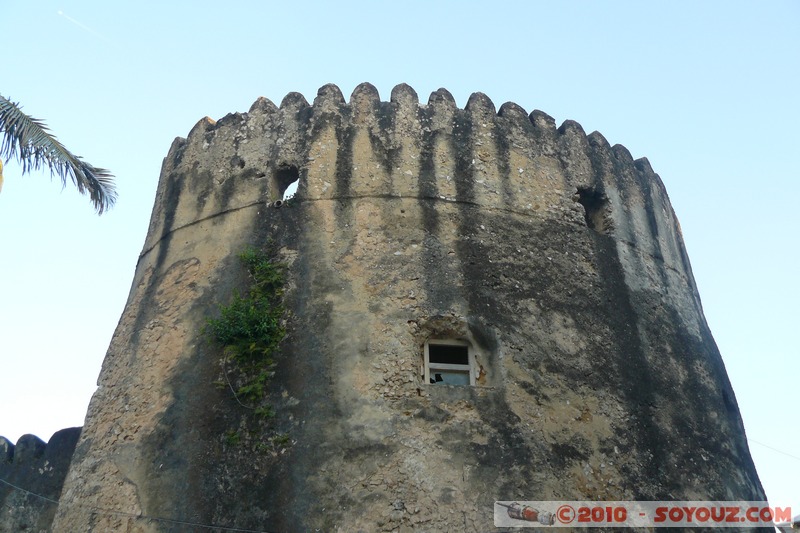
[585,131,615,188]
[498,121,549,214]
[243,100,282,161]
[631,159,704,331]
[349,82,381,122]
[420,107,455,203]
[386,84,422,196]
[587,129,611,150]
[556,118,586,137]
[313,82,346,112]
[368,98,401,178]
[556,119,593,187]
[0,429,81,532]
[451,108,477,205]
[550,118,594,228]
[464,91,496,117]
[247,95,278,115]
[305,111,341,203]
[609,141,662,255]
[611,142,635,165]
[426,88,457,135]
[141,82,712,307]
[461,93,509,211]
[529,108,557,130]
[389,82,419,108]
[592,134,707,337]
[633,155,655,175]
[586,130,623,233]
[427,87,456,106]
[588,132,645,247]
[344,86,394,199]
[527,109,559,160]
[162,136,187,176]
[269,94,310,202]
[0,436,12,463]
[214,110,247,130]
[186,115,217,143]
[427,87,456,109]
[13,434,46,463]
[278,91,310,111]
[491,107,516,207]
[497,101,532,131]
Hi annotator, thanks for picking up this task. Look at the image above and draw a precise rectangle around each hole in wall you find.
[575,187,610,234]
[273,165,300,201]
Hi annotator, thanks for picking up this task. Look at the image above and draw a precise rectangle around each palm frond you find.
[0,94,117,214]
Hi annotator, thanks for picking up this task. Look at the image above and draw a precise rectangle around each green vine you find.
[206,247,288,448]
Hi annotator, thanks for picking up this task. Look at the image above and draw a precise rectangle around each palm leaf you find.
[0,94,117,214]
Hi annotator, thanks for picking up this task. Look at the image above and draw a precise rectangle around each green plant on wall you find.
[207,247,285,362]
[206,247,289,449]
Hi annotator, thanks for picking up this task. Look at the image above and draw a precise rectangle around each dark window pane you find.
[429,344,469,365]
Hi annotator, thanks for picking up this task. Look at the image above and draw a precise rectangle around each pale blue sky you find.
[1,0,797,511]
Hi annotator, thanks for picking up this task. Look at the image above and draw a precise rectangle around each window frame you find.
[424,339,476,386]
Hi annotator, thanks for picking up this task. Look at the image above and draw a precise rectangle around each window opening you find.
[273,165,300,201]
[575,187,610,234]
[425,339,475,386]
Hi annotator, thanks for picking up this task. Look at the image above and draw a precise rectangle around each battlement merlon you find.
[0,429,81,532]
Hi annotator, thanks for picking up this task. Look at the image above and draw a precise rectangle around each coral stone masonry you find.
[24,83,765,532]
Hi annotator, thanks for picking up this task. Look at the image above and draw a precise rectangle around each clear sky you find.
[1,0,797,512]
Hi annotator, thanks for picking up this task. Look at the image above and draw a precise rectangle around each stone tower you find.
[52,83,765,532]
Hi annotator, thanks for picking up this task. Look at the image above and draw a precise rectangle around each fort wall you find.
[0,428,80,532]
[48,83,764,532]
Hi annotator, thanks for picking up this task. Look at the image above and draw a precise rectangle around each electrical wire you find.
[748,438,800,462]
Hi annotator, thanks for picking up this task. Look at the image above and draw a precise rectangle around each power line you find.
[0,476,58,504]
[748,438,800,462]
[0,477,277,532]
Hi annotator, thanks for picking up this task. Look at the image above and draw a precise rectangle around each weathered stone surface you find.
[0,428,80,532]
[52,84,765,532]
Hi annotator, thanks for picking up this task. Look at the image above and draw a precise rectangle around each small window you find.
[273,164,300,201]
[425,339,475,386]
[575,186,610,234]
